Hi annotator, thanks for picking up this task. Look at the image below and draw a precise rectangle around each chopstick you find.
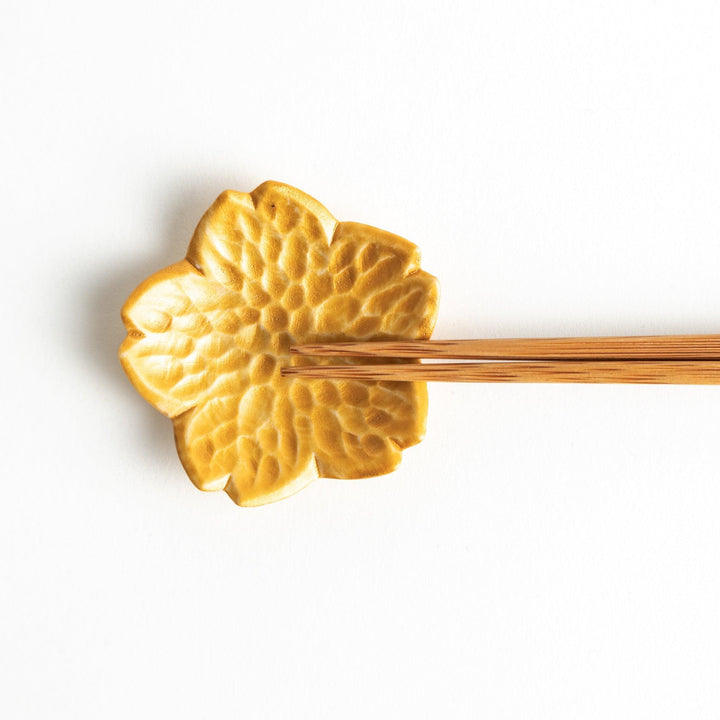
[282,334,720,384]
[290,334,720,360]
[281,360,720,384]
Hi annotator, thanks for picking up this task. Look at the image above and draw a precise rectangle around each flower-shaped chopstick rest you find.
[120,182,439,506]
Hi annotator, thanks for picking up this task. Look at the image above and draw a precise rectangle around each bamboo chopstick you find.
[281,360,720,384]
[290,335,720,361]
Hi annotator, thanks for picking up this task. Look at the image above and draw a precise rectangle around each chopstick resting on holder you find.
[282,334,720,384]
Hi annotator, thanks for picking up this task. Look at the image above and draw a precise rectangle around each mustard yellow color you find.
[120,181,439,505]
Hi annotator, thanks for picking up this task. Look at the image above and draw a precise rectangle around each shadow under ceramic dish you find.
[79,178,251,457]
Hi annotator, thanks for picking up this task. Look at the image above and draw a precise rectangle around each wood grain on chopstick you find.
[290,335,720,360]
[282,360,720,384]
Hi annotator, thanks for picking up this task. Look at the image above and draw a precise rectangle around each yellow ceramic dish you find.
[120,181,439,505]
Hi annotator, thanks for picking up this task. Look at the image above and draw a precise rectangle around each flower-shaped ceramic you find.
[120,182,439,505]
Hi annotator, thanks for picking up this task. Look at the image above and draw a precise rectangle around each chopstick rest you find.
[119,181,439,506]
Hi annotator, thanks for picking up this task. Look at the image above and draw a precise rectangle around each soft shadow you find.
[81,176,253,452]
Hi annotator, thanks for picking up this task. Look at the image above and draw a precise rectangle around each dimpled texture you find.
[120,182,439,506]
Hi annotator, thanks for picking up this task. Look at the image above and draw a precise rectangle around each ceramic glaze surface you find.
[120,182,439,505]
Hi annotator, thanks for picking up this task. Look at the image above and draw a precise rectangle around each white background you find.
[3,1,720,718]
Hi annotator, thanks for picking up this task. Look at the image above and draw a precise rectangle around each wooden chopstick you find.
[290,335,720,360]
[281,360,720,384]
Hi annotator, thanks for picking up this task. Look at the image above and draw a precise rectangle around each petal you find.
[317,222,439,340]
[120,260,252,418]
[250,181,338,242]
[173,389,318,506]
[187,183,338,302]
[363,269,439,339]
[186,190,259,291]
[295,360,428,479]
